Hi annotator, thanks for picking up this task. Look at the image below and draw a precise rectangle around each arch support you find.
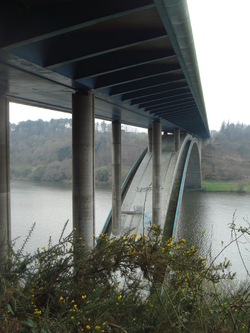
[0,96,11,264]
[148,128,152,153]
[152,120,162,226]
[72,92,95,248]
[112,121,121,236]
[174,128,180,152]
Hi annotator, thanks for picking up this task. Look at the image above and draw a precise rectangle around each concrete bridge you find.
[0,0,209,258]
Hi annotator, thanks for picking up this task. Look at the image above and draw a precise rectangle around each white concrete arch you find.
[171,136,202,237]
[163,135,202,239]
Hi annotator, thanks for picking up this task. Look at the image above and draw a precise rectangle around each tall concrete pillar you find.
[112,121,121,235]
[148,128,152,153]
[72,92,95,248]
[152,120,162,227]
[174,128,180,152]
[0,96,11,264]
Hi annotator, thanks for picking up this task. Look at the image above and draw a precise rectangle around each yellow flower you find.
[34,308,42,315]
[86,325,91,330]
[73,227,76,231]
[82,295,86,299]
[71,316,74,320]
[132,232,137,239]
[59,296,63,301]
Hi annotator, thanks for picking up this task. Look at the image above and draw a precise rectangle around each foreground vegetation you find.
[1,223,249,332]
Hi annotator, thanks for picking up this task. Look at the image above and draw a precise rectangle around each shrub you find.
[0,224,249,332]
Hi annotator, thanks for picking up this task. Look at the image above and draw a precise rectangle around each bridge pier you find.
[0,96,11,264]
[148,128,152,153]
[72,92,95,248]
[112,121,121,235]
[152,120,162,226]
[174,128,180,152]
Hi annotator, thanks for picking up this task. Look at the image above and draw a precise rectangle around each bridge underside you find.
[0,0,209,137]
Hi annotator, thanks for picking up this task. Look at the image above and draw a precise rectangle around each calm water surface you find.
[11,180,111,253]
[177,191,250,281]
[10,181,249,280]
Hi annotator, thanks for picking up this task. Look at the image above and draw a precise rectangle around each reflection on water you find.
[176,191,250,281]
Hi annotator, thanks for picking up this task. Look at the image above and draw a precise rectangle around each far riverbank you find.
[201,180,250,192]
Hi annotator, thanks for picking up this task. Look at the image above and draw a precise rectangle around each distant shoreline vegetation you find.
[201,121,250,191]
[10,118,147,185]
[10,119,250,191]
[201,180,250,193]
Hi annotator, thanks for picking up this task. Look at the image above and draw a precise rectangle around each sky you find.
[187,0,250,130]
[9,0,250,131]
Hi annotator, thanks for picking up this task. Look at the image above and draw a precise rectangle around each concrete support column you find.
[72,92,95,248]
[0,96,11,264]
[174,128,180,152]
[148,128,152,153]
[112,121,121,236]
[152,120,162,227]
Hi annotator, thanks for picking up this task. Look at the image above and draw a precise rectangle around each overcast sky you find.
[9,0,250,131]
[187,0,250,130]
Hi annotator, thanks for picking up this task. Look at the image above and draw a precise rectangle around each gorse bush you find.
[0,224,249,332]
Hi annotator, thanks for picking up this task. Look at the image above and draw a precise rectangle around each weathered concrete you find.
[174,128,180,152]
[152,120,162,226]
[72,92,95,248]
[148,128,152,153]
[0,96,11,264]
[112,121,121,235]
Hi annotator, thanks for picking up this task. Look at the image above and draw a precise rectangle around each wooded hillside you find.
[202,121,250,181]
[10,119,250,183]
[10,119,147,183]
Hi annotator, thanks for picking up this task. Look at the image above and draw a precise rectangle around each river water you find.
[10,180,249,280]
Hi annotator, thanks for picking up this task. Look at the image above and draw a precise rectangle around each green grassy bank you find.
[202,180,250,192]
